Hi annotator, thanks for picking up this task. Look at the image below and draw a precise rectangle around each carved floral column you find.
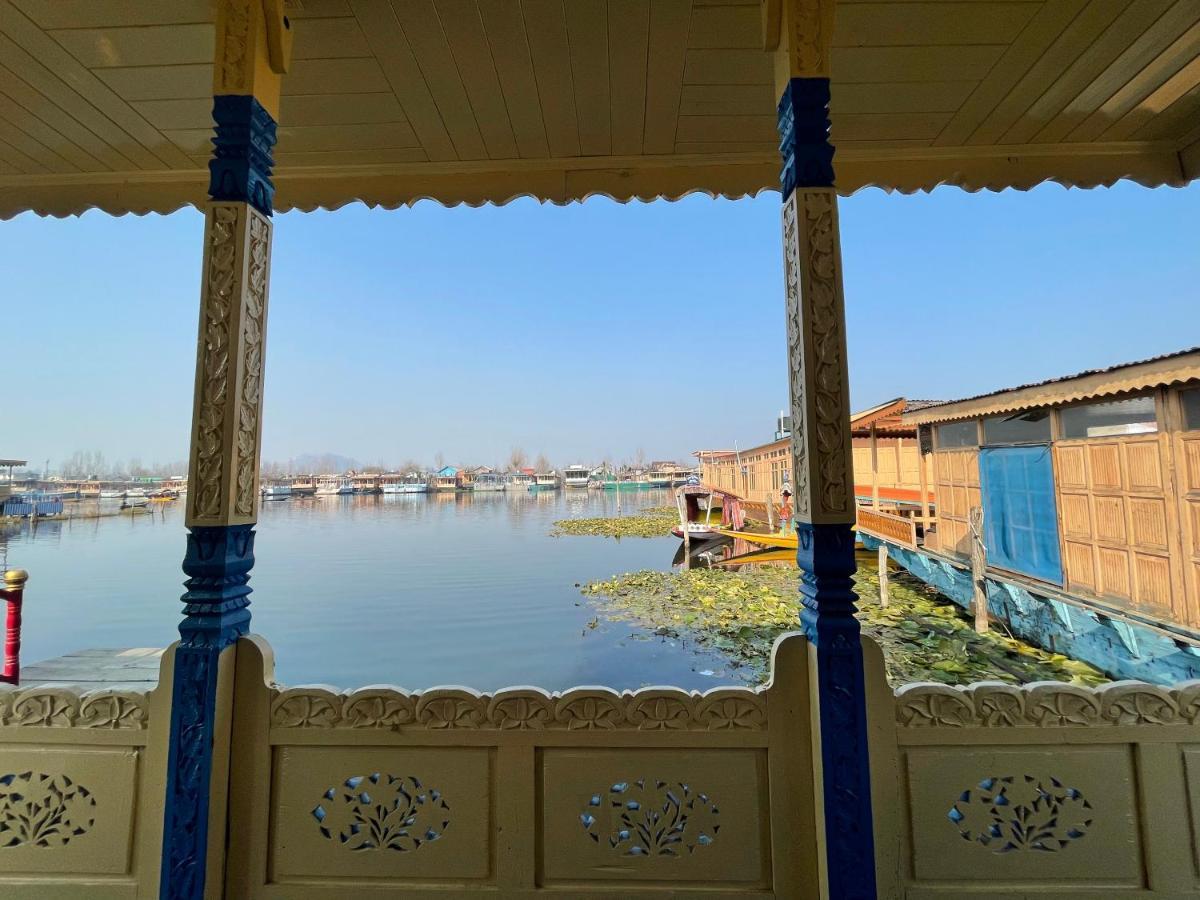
[161,2,290,897]
[772,0,877,896]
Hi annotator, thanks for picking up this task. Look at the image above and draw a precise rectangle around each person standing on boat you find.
[778,490,793,535]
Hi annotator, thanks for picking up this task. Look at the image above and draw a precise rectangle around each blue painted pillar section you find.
[160,93,276,900]
[779,76,878,899]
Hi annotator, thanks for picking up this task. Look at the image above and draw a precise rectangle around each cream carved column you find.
[161,2,291,898]
[770,0,878,896]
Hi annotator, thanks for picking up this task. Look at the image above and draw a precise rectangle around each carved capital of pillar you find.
[771,0,836,90]
[185,201,272,528]
[782,188,854,526]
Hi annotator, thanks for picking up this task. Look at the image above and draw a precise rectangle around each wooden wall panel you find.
[1056,434,1189,626]
[1175,427,1200,629]
[930,449,977,559]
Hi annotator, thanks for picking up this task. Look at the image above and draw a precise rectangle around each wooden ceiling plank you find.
[610,0,650,155]
[1131,81,1200,142]
[687,4,758,49]
[280,92,409,127]
[934,0,1089,147]
[679,83,772,116]
[479,0,549,158]
[564,0,610,157]
[0,111,75,171]
[834,1,1038,48]
[676,113,776,143]
[0,156,16,174]
[1101,53,1200,142]
[832,81,977,115]
[1003,0,1175,145]
[0,34,150,170]
[283,58,392,95]
[131,98,213,131]
[684,47,770,85]
[1034,1,1200,143]
[0,133,46,172]
[969,0,1128,146]
[392,0,487,159]
[0,63,128,169]
[0,89,104,170]
[98,64,211,101]
[674,140,778,153]
[1070,20,1200,142]
[286,0,355,16]
[523,0,582,158]
[276,121,422,153]
[834,111,953,142]
[436,0,518,159]
[644,0,692,155]
[10,0,211,29]
[0,2,192,169]
[350,0,458,160]
[49,24,213,68]
[292,16,372,59]
[833,45,1006,83]
[274,147,429,166]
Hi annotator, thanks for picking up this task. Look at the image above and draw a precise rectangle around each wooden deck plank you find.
[19,647,165,687]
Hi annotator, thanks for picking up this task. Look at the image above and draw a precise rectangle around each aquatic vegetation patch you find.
[551,507,678,539]
[581,565,1108,688]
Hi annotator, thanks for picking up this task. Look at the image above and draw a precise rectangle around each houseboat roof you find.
[0,459,28,467]
[2,3,1198,220]
[905,347,1200,425]
[849,398,945,435]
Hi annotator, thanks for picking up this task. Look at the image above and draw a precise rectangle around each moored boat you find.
[474,472,507,492]
[531,471,559,490]
[261,484,292,500]
[562,465,589,488]
[382,472,428,494]
[431,467,458,492]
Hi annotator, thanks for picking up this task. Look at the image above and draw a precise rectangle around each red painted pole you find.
[1,569,28,685]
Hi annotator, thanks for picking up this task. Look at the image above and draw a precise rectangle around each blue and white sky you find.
[3,181,1197,472]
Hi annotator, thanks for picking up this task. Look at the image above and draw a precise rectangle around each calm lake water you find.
[1,489,755,690]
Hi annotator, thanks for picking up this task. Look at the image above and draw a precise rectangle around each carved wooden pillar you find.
[161,2,290,897]
[772,1,877,896]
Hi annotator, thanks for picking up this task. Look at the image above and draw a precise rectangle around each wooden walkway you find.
[18,647,166,690]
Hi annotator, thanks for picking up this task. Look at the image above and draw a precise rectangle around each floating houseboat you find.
[316,476,352,495]
[508,469,535,491]
[260,484,291,501]
[431,466,458,493]
[562,465,589,488]
[474,472,507,492]
[289,476,317,497]
[532,471,559,490]
[350,473,381,494]
[381,472,427,494]
[863,348,1200,685]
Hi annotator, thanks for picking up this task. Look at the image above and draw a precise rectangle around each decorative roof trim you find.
[904,351,1200,425]
[1,140,1189,219]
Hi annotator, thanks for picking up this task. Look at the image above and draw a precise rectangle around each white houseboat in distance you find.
[261,483,291,501]
[315,476,352,496]
[532,471,560,490]
[474,472,507,492]
[508,468,535,491]
[382,472,428,494]
[562,465,589,488]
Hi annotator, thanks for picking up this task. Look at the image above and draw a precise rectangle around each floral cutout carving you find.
[0,686,149,729]
[313,774,449,852]
[580,779,719,857]
[0,772,97,848]
[949,775,1092,853]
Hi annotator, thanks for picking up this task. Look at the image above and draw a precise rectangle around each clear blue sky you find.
[3,181,1197,473]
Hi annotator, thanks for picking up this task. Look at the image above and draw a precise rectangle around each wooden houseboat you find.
[507,468,535,491]
[316,476,352,495]
[381,472,427,494]
[289,475,317,497]
[875,348,1200,685]
[474,472,507,492]
[431,466,458,493]
[349,473,381,494]
[532,471,560,490]
[562,465,589,488]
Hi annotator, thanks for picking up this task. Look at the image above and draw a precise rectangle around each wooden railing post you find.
[1,569,28,685]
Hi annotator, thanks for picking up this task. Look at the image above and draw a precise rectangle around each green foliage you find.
[551,506,678,539]
[581,563,1109,688]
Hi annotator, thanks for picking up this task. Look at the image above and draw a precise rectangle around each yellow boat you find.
[714,528,798,550]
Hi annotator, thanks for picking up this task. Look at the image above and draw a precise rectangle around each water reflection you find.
[2,488,743,690]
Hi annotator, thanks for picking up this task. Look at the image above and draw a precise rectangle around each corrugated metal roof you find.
[905,347,1200,425]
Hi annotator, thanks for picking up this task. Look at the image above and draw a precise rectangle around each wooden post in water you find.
[1,569,28,685]
[969,506,988,633]
[877,544,889,607]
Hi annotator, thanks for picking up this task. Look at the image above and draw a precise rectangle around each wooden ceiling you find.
[1,0,1198,216]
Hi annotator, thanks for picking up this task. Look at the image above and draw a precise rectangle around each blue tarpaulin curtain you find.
[978,445,1064,585]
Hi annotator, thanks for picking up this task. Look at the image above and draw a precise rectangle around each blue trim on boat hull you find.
[861,535,1200,685]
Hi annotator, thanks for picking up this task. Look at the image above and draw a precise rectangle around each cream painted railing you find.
[890,680,1200,898]
[226,634,831,898]
[0,648,174,899]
